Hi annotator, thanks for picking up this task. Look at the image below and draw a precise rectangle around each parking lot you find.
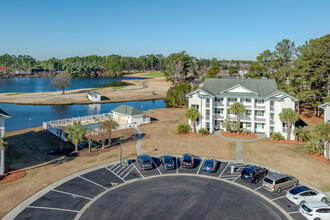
[11,156,313,220]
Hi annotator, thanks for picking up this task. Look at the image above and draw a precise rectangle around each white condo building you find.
[186,78,299,140]
[0,108,10,175]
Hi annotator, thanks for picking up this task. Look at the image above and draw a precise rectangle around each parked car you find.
[160,155,175,169]
[286,186,328,206]
[137,155,153,170]
[262,173,299,193]
[299,201,330,220]
[182,154,194,168]
[203,159,217,173]
[240,166,268,184]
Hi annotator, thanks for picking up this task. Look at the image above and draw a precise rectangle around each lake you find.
[1,100,166,131]
[0,76,144,94]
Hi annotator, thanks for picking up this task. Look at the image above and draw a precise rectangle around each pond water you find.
[0,76,144,93]
[1,100,166,131]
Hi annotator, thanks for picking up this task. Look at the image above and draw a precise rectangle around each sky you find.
[0,0,329,61]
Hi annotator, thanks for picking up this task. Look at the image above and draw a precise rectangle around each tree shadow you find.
[296,118,308,128]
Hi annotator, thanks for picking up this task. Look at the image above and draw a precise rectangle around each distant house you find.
[88,90,101,102]
[0,108,10,175]
[319,102,330,158]
[112,105,147,126]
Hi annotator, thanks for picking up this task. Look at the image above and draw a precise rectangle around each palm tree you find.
[315,122,330,159]
[85,130,95,153]
[65,121,86,152]
[101,118,119,147]
[279,108,299,140]
[295,127,311,142]
[0,138,8,175]
[185,107,200,133]
[229,102,246,129]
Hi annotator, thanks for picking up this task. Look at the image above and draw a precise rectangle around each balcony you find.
[205,116,210,121]
[205,103,210,108]
[213,114,224,119]
[255,104,266,110]
[240,115,252,121]
[270,106,275,112]
[243,104,252,109]
[270,120,275,126]
[214,102,224,107]
[255,117,266,122]
[282,128,288,133]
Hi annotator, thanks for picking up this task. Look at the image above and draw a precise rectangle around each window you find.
[191,104,199,109]
[246,122,251,128]
[206,98,210,104]
[228,98,237,102]
[215,97,223,102]
[214,108,223,114]
[255,123,264,129]
[246,110,252,116]
[255,110,264,116]
[255,99,264,104]
[262,123,264,129]
[245,98,251,103]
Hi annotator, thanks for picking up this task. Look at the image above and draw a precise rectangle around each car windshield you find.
[301,204,312,213]
[242,169,252,176]
[143,161,151,164]
[165,159,173,163]
[263,177,273,184]
[289,186,310,195]
[205,162,213,166]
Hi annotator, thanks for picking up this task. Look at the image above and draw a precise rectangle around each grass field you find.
[141,72,164,77]
[5,93,25,96]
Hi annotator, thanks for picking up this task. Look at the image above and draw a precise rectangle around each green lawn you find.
[5,93,25,96]
[142,72,164,77]
[112,86,125,90]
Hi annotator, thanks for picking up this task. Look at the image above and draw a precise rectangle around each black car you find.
[241,166,268,184]
[137,155,153,170]
[182,154,194,168]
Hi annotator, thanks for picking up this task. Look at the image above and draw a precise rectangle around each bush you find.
[177,123,191,134]
[271,132,284,141]
[304,138,324,155]
[240,128,253,135]
[166,83,192,107]
[295,127,311,142]
[198,128,209,135]
[222,119,239,133]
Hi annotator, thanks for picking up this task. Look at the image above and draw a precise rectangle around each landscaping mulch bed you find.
[267,139,306,145]
[0,170,26,184]
[221,131,257,139]
[184,133,206,136]
[310,154,330,166]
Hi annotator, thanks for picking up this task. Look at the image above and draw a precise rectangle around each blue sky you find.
[1,0,329,60]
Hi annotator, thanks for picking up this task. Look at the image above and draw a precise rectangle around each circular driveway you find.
[80,175,286,220]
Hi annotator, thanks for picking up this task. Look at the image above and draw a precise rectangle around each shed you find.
[112,105,144,125]
[88,90,101,102]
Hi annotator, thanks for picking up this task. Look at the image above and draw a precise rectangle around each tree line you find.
[0,53,252,78]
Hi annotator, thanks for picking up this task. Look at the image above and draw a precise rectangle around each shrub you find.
[177,123,191,134]
[222,119,239,133]
[271,132,284,141]
[304,138,324,155]
[295,127,311,142]
[166,83,192,107]
[198,128,209,135]
[240,128,252,135]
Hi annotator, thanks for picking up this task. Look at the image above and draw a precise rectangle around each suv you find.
[299,201,330,220]
[160,155,175,170]
[262,173,299,193]
[137,155,153,170]
[240,166,268,184]
[182,154,194,168]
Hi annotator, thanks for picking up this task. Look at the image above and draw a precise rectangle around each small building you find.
[88,90,101,102]
[112,105,146,125]
[0,108,10,175]
[319,102,330,158]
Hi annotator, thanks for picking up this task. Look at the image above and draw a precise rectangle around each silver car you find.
[286,186,328,206]
[262,173,299,193]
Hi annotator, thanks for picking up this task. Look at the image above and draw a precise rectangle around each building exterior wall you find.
[0,119,5,138]
[273,97,296,140]
[88,94,101,102]
[324,105,330,122]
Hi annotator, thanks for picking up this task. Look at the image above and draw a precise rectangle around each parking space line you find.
[150,157,162,175]
[218,162,230,178]
[288,211,300,215]
[271,196,286,201]
[27,206,79,213]
[196,160,205,174]
[176,158,179,174]
[122,166,135,179]
[109,164,119,171]
[232,175,240,182]
[131,163,145,179]
[254,186,263,191]
[116,166,125,175]
[105,167,126,182]
[220,174,239,178]
[52,189,92,200]
[120,164,133,176]
[78,176,108,190]
[112,165,122,172]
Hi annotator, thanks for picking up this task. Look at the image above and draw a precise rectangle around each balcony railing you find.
[205,116,210,121]
[282,128,288,133]
[213,114,224,119]
[270,120,274,125]
[243,104,252,109]
[240,115,251,121]
[214,102,224,107]
[270,106,275,112]
[255,104,266,110]
[205,103,210,108]
[255,117,266,122]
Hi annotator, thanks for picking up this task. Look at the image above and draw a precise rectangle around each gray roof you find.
[319,102,330,109]
[0,108,10,118]
[88,90,100,96]
[202,78,278,97]
[112,105,144,116]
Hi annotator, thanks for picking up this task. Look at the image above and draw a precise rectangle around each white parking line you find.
[116,166,125,175]
[109,164,119,171]
[218,162,230,178]
[52,189,92,200]
[120,164,133,176]
[122,165,135,179]
[232,175,241,182]
[196,160,205,174]
[105,167,126,182]
[220,174,239,178]
[272,196,286,201]
[131,162,145,179]
[254,186,263,191]
[78,176,108,190]
[112,164,122,172]
[150,157,162,175]
[176,158,179,174]
[27,206,79,213]
[288,211,300,215]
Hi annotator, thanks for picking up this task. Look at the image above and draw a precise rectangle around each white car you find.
[299,201,330,220]
[286,186,328,205]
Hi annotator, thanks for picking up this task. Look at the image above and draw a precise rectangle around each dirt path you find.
[0,73,172,105]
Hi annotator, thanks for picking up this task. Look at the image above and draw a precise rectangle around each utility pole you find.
[120,136,123,165]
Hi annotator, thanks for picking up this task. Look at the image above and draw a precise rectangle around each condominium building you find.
[186,78,298,139]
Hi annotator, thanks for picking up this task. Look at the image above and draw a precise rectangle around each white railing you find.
[213,114,224,119]
[270,120,275,125]
[205,116,210,120]
[255,104,266,109]
[270,106,275,112]
[255,117,266,122]
[205,103,210,108]
[214,102,224,107]
[240,115,251,121]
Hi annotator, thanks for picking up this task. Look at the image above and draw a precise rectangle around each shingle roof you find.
[88,90,100,96]
[0,108,10,118]
[201,78,278,97]
[112,105,144,116]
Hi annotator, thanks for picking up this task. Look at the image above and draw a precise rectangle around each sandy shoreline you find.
[0,73,172,105]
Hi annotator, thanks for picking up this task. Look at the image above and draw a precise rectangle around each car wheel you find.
[276,187,282,193]
[293,181,298,187]
[313,218,321,220]
[299,201,305,206]
[321,197,328,203]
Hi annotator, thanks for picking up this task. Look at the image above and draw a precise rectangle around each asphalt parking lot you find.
[12,156,309,220]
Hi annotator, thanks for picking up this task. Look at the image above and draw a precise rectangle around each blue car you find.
[161,155,175,169]
[203,159,217,172]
